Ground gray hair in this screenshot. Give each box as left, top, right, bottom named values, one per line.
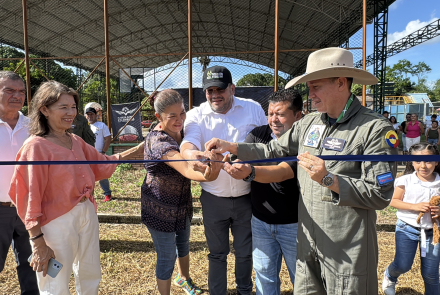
left=148, top=89, right=184, bottom=114
left=0, top=71, right=24, bottom=82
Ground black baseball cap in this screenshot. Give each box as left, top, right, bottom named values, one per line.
left=202, top=66, right=233, bottom=91
left=85, top=107, right=97, bottom=114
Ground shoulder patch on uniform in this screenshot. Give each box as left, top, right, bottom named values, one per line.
left=377, top=172, right=394, bottom=186
left=384, top=130, right=399, bottom=148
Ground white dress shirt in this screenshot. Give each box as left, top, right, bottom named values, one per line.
left=182, top=96, right=267, bottom=197
left=0, top=112, right=29, bottom=202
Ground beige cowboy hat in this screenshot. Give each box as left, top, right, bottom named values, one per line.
left=285, top=47, right=378, bottom=89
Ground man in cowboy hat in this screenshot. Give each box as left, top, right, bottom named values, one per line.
left=205, top=47, right=398, bottom=294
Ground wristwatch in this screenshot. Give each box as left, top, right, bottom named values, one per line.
left=243, top=165, right=256, bottom=182
left=321, top=173, right=334, bottom=187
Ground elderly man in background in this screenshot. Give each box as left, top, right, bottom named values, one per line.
left=0, top=71, right=38, bottom=294
left=180, top=66, right=267, bottom=295
left=222, top=88, right=303, bottom=294
left=206, top=48, right=398, bottom=294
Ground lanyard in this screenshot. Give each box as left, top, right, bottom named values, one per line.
left=328, top=94, right=354, bottom=124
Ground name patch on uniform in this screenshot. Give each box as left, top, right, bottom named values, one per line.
left=377, top=172, right=394, bottom=186
left=384, top=130, right=399, bottom=148
left=304, top=125, right=326, bottom=148
left=322, top=137, right=346, bottom=151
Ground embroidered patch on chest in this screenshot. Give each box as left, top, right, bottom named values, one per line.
left=322, top=137, right=346, bottom=151
left=377, top=172, right=394, bottom=186
left=304, top=125, right=326, bottom=148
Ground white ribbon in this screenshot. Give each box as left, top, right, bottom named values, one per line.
left=421, top=229, right=427, bottom=257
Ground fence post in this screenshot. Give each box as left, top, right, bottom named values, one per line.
left=104, top=0, right=112, bottom=131
left=22, top=0, right=32, bottom=111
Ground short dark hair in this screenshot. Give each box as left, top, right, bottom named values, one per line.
left=432, top=114, right=437, bottom=119
left=383, top=111, right=389, bottom=114
left=432, top=120, right=438, bottom=125
left=268, top=88, right=303, bottom=113
left=406, top=113, right=411, bottom=116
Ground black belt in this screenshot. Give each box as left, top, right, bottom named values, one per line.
left=0, top=202, right=15, bottom=207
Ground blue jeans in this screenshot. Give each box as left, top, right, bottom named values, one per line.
left=99, top=179, right=111, bottom=196
left=252, top=215, right=298, bottom=295
left=386, top=219, right=440, bottom=294
left=428, top=138, right=438, bottom=145
left=147, top=218, right=191, bottom=280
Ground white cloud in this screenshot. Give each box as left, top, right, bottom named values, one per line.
left=388, top=17, right=440, bottom=45
left=389, top=0, right=404, bottom=11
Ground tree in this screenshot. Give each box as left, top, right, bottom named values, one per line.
left=236, top=73, right=287, bottom=88
left=1, top=46, right=79, bottom=99
left=411, top=61, right=431, bottom=84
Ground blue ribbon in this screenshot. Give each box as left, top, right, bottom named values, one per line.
left=1, top=155, right=440, bottom=166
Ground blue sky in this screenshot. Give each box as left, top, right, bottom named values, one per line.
left=365, top=0, right=440, bottom=84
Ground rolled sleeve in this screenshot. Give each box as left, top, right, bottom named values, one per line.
left=182, top=109, right=202, bottom=151
left=9, top=146, right=49, bottom=230
left=331, top=126, right=398, bottom=210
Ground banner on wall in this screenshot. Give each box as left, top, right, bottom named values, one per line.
left=110, top=102, right=143, bottom=142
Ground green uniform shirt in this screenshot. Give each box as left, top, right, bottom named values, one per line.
left=236, top=95, right=397, bottom=294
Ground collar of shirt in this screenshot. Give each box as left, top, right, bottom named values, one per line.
left=0, top=111, right=27, bottom=130
left=411, top=171, right=440, bottom=187
left=270, top=132, right=278, bottom=141
left=201, top=95, right=243, bottom=115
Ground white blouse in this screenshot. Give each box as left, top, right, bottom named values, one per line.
left=395, top=172, right=440, bottom=229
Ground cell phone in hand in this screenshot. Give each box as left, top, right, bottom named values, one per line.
left=28, top=254, right=63, bottom=278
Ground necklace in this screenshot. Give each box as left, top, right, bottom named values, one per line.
left=45, top=132, right=72, bottom=149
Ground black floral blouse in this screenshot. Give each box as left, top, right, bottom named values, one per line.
left=141, top=130, right=192, bottom=232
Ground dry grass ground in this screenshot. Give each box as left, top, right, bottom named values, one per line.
left=2, top=166, right=424, bottom=294
left=0, top=225, right=427, bottom=295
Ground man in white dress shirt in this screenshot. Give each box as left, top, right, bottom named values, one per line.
left=181, top=66, right=267, bottom=295
left=0, top=71, right=38, bottom=294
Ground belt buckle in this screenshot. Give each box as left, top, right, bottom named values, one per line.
left=9, top=203, right=15, bottom=207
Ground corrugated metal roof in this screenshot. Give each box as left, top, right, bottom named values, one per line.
left=0, top=0, right=392, bottom=75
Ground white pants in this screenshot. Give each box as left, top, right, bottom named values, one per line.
left=406, top=136, right=420, bottom=151
left=34, top=200, right=101, bottom=295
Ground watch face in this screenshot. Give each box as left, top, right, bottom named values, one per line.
left=323, top=175, right=333, bottom=187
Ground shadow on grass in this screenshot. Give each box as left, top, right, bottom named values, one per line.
left=100, top=240, right=209, bottom=253
left=396, top=288, right=422, bottom=295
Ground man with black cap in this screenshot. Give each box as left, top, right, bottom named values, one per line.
left=85, top=106, right=113, bottom=202
left=181, top=66, right=267, bottom=295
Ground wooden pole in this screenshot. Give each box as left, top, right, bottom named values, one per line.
left=22, top=0, right=32, bottom=111
left=274, top=0, right=279, bottom=92
left=188, top=0, right=193, bottom=109
left=104, top=0, right=112, bottom=131
left=362, top=0, right=367, bottom=107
